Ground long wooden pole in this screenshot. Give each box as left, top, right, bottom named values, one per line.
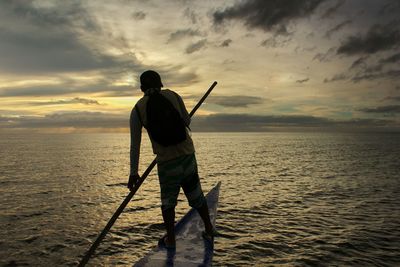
left=78, top=81, right=217, bottom=266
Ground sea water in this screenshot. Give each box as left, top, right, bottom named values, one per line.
left=0, top=132, right=399, bottom=266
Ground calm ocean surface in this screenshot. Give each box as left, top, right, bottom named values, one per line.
left=0, top=132, right=399, bottom=266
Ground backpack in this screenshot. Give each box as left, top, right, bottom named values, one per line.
left=144, top=91, right=187, bottom=146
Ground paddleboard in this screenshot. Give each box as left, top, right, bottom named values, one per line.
left=134, top=182, right=221, bottom=267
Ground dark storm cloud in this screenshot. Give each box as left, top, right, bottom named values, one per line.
left=325, top=20, right=351, bottom=38
left=213, top=0, right=325, bottom=35
left=206, top=95, right=265, bottom=108
left=191, top=114, right=395, bottom=131
left=352, top=69, right=400, bottom=83
left=28, top=97, right=101, bottom=106
left=0, top=1, right=143, bottom=74
left=1, top=112, right=396, bottom=131
left=320, top=0, right=345, bottom=19
left=359, top=105, right=400, bottom=114
left=220, top=39, right=232, bottom=47
left=339, top=51, right=400, bottom=83
left=0, top=28, right=135, bottom=74
left=194, top=114, right=331, bottom=128
left=296, top=78, right=310, bottom=84
left=380, top=52, right=400, bottom=63
left=326, top=64, right=400, bottom=83
left=325, top=66, right=400, bottom=83
left=167, top=29, right=203, bottom=43
left=379, top=1, right=400, bottom=15
left=337, top=22, right=400, bottom=56
left=0, top=112, right=127, bottom=129
left=364, top=64, right=384, bottom=74
left=0, top=1, right=99, bottom=31
left=185, top=39, right=207, bottom=54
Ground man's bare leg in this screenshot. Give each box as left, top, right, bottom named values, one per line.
left=161, top=207, right=176, bottom=247
left=196, top=202, right=214, bottom=234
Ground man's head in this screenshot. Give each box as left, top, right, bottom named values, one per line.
left=140, top=70, right=163, bottom=92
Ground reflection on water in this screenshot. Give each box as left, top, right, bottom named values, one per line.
left=0, top=132, right=399, bottom=266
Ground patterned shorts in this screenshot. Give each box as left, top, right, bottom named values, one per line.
left=157, top=153, right=206, bottom=211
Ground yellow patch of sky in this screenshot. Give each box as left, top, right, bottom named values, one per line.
left=101, top=97, right=139, bottom=110
left=0, top=77, right=61, bottom=88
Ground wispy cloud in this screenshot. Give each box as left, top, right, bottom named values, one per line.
left=261, top=36, right=292, bottom=48
left=349, top=56, right=368, bottom=70
left=320, top=0, right=345, bottom=19
left=313, top=47, right=336, bottom=62
left=183, top=8, right=199, bottom=24
left=131, top=11, right=146, bottom=20
left=0, top=80, right=134, bottom=97
left=380, top=52, right=400, bottom=63
left=28, top=97, right=101, bottom=106
left=0, top=66, right=199, bottom=98
left=220, top=39, right=232, bottom=47
left=323, top=73, right=348, bottom=83
left=206, top=95, right=265, bottom=107
left=185, top=39, right=207, bottom=54
left=337, top=22, right=400, bottom=56
left=359, top=105, right=400, bottom=114
left=325, top=66, right=400, bottom=83
left=296, top=78, right=310, bottom=84
left=167, top=28, right=203, bottom=43
left=325, top=20, right=351, bottom=38
left=352, top=69, right=400, bottom=83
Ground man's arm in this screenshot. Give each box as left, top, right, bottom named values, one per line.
left=128, top=107, right=142, bottom=189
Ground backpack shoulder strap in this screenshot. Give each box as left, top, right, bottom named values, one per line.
left=166, top=90, right=183, bottom=114
left=169, top=90, right=191, bottom=130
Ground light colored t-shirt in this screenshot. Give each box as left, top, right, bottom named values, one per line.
left=129, top=89, right=195, bottom=175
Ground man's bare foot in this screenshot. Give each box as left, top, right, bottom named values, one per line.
left=165, top=236, right=176, bottom=248
left=158, top=236, right=176, bottom=249
left=202, top=227, right=219, bottom=242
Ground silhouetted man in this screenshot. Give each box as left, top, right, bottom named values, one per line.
left=128, top=70, right=216, bottom=248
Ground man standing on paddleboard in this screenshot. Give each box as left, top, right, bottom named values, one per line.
left=128, top=70, right=217, bottom=248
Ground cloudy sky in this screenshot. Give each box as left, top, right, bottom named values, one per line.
left=0, top=0, right=399, bottom=132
